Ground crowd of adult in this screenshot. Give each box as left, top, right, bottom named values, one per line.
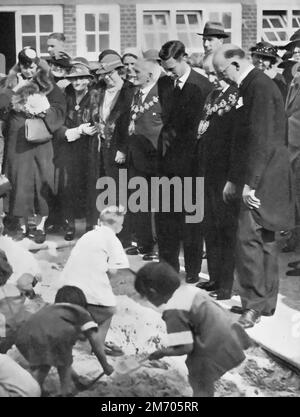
left=0, top=21, right=299, bottom=330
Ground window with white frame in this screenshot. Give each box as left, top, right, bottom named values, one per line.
left=15, top=6, right=63, bottom=57
left=76, top=5, right=120, bottom=60
left=258, top=1, right=300, bottom=46
left=137, top=3, right=241, bottom=53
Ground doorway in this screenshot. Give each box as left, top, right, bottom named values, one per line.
left=0, top=12, right=16, bottom=74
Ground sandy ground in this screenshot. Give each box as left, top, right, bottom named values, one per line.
left=7, top=245, right=300, bottom=397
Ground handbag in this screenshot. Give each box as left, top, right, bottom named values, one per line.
left=0, top=174, right=11, bottom=197
left=25, top=118, right=53, bottom=144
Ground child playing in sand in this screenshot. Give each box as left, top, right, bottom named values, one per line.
left=61, top=205, right=129, bottom=356
left=15, top=285, right=114, bottom=397
left=135, top=262, right=252, bottom=397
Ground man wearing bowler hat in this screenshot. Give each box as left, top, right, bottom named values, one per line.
left=198, top=21, right=229, bottom=56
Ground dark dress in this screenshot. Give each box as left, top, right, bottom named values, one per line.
left=5, top=83, right=66, bottom=218
left=53, top=84, right=90, bottom=224
left=15, top=303, right=97, bottom=367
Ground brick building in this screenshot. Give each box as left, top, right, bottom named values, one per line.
left=0, top=0, right=299, bottom=71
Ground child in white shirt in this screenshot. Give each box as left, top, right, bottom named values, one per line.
left=61, top=206, right=129, bottom=356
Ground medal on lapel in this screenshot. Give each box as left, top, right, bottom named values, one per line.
left=197, top=120, right=210, bottom=138
left=75, top=104, right=80, bottom=111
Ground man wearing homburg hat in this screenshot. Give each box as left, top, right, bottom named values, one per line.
left=198, top=21, right=229, bottom=56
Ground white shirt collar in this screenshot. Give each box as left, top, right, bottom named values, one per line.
left=139, top=81, right=156, bottom=102
left=175, top=66, right=191, bottom=89
left=237, top=64, right=255, bottom=87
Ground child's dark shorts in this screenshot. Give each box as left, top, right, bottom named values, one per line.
left=87, top=304, right=116, bottom=325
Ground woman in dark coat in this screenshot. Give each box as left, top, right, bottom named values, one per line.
left=53, top=61, right=96, bottom=241
left=2, top=47, right=66, bottom=243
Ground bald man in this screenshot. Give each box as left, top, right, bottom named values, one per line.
left=122, top=59, right=163, bottom=259
left=213, top=44, right=294, bottom=328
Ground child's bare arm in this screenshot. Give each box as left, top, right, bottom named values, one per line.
left=149, top=344, right=194, bottom=360
left=85, top=329, right=114, bottom=375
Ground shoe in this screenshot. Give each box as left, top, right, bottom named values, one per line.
left=34, top=229, right=46, bottom=244
left=209, top=289, right=232, bottom=300
left=143, top=252, right=159, bottom=261
left=286, top=268, right=300, bottom=276
left=126, top=246, right=153, bottom=256
left=238, top=309, right=261, bottom=329
left=45, top=224, right=61, bottom=234
left=64, top=227, right=75, bottom=241
left=196, top=281, right=217, bottom=291
left=288, top=260, right=300, bottom=269
left=186, top=275, right=200, bottom=284
left=230, top=305, right=244, bottom=315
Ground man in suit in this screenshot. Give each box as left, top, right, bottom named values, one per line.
left=213, top=45, right=294, bottom=328
left=284, top=61, right=300, bottom=259
left=122, top=58, right=163, bottom=258
left=197, top=21, right=229, bottom=56
left=156, top=40, right=212, bottom=283
left=195, top=53, right=240, bottom=300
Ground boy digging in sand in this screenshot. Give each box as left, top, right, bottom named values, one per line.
left=135, top=262, right=252, bottom=397
left=61, top=205, right=129, bottom=356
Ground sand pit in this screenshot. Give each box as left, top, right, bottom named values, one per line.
left=6, top=250, right=300, bottom=397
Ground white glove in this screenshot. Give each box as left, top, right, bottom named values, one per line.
left=79, top=123, right=98, bottom=136
left=65, top=127, right=81, bottom=142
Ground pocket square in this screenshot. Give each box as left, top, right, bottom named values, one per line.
left=236, top=97, right=244, bottom=109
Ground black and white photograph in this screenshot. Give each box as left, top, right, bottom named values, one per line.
left=0, top=0, right=299, bottom=400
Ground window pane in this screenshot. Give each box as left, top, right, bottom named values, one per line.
left=222, top=13, right=231, bottom=29
left=263, top=19, right=271, bottom=28
left=188, top=14, right=198, bottom=25
left=85, top=14, right=95, bottom=31
left=270, top=18, right=284, bottom=28
left=278, top=31, right=288, bottom=41
left=143, top=15, right=153, bottom=26
left=265, top=32, right=278, bottom=42
left=99, top=34, right=109, bottom=50
left=99, top=14, right=109, bottom=31
left=22, top=15, right=36, bottom=33
left=22, top=36, right=36, bottom=49
left=155, top=14, right=167, bottom=26
left=40, top=35, right=48, bottom=53
left=176, top=14, right=185, bottom=25
left=86, top=34, right=95, bottom=52
left=40, top=15, right=53, bottom=32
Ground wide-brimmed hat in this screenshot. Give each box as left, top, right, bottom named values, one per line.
left=197, top=21, right=229, bottom=38
left=48, top=52, right=72, bottom=68
left=65, top=63, right=92, bottom=78
left=280, top=29, right=300, bottom=50
left=250, top=42, right=279, bottom=61
left=71, top=56, right=90, bottom=68
left=96, top=54, right=124, bottom=75
left=142, top=49, right=161, bottom=62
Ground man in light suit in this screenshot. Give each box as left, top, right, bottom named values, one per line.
left=213, top=45, right=294, bottom=328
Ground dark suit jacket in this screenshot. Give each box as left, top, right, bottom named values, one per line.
left=285, top=74, right=300, bottom=151
left=118, top=83, right=163, bottom=176
left=157, top=69, right=212, bottom=177
left=197, top=84, right=239, bottom=186
left=230, top=68, right=294, bottom=231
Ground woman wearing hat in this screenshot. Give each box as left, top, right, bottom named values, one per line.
left=54, top=61, right=96, bottom=240
left=85, top=51, right=134, bottom=238
left=250, top=41, right=287, bottom=99
left=0, top=47, right=66, bottom=243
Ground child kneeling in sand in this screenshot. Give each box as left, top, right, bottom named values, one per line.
left=61, top=206, right=129, bottom=356
left=135, top=262, right=252, bottom=397
left=15, top=285, right=114, bottom=397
